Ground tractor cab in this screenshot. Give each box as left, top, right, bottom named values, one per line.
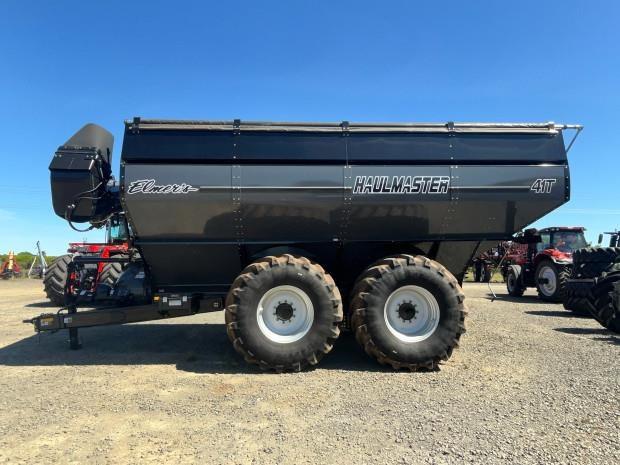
left=106, top=213, right=129, bottom=245
left=536, top=227, right=587, bottom=256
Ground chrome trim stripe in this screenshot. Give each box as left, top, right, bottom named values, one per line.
left=198, top=185, right=530, bottom=191
left=200, top=185, right=345, bottom=190
left=451, top=186, right=530, bottom=190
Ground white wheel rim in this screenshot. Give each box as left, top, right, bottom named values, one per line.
left=384, top=285, right=440, bottom=343
left=539, top=266, right=557, bottom=296
left=256, top=285, right=314, bottom=343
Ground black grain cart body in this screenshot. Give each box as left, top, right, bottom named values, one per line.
left=116, top=119, right=570, bottom=293
left=43, top=118, right=579, bottom=369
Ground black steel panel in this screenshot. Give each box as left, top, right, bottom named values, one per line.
left=452, top=133, right=567, bottom=163
left=236, top=132, right=346, bottom=163
left=240, top=165, right=344, bottom=241
left=121, top=130, right=234, bottom=162
left=348, top=133, right=452, bottom=163
left=120, top=125, right=567, bottom=165
left=122, top=164, right=234, bottom=239
left=138, top=243, right=241, bottom=289
left=449, top=165, right=567, bottom=237
left=348, top=165, right=451, bottom=241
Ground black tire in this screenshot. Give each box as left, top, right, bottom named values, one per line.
left=590, top=272, right=620, bottom=333
left=535, top=261, right=569, bottom=302
left=562, top=296, right=593, bottom=316
left=573, top=247, right=620, bottom=264
left=225, top=254, right=343, bottom=372
left=350, top=255, right=466, bottom=371
left=481, top=265, right=491, bottom=283
left=473, top=262, right=482, bottom=283
left=572, top=261, right=612, bottom=279
left=563, top=278, right=594, bottom=316
left=99, top=262, right=123, bottom=285
left=506, top=266, right=525, bottom=297
left=43, top=254, right=72, bottom=306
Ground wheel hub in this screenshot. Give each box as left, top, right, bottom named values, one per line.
left=383, top=285, right=440, bottom=343
left=256, top=285, right=314, bottom=343
left=397, top=301, right=417, bottom=321
left=274, top=301, right=295, bottom=322
left=538, top=266, right=557, bottom=296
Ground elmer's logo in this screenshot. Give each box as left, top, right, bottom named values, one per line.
left=127, top=179, right=199, bottom=194
left=352, top=176, right=450, bottom=195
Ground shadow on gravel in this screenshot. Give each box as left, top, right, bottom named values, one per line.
left=553, top=327, right=620, bottom=345
left=24, top=301, right=59, bottom=309
left=0, top=323, right=383, bottom=374
left=525, top=310, right=590, bottom=318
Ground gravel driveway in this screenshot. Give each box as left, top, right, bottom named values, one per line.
left=0, top=280, right=617, bottom=464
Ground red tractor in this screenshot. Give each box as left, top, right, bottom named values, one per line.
left=43, top=214, right=129, bottom=305
left=502, top=227, right=587, bottom=302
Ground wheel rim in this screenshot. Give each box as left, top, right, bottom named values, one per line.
left=539, top=265, right=557, bottom=296
left=257, top=285, right=314, bottom=343
left=384, top=285, right=440, bottom=343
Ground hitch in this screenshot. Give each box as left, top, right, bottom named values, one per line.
left=24, top=298, right=223, bottom=349
left=23, top=313, right=64, bottom=332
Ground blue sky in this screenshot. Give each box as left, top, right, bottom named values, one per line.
left=0, top=1, right=618, bottom=255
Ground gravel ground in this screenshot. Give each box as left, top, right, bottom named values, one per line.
left=0, top=279, right=618, bottom=465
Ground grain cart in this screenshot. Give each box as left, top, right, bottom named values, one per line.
left=25, top=119, right=581, bottom=371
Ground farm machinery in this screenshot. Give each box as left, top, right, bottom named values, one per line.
left=471, top=243, right=507, bottom=282
left=564, top=231, right=620, bottom=332
left=43, top=214, right=129, bottom=305
left=502, top=227, right=587, bottom=303
left=1, top=251, right=21, bottom=279
left=25, top=118, right=582, bottom=371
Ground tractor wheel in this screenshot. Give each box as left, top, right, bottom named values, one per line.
left=589, top=272, right=620, bottom=333
left=350, top=255, right=465, bottom=371
left=535, top=262, right=569, bottom=302
left=473, top=262, right=482, bottom=282
left=99, top=262, right=123, bottom=286
left=573, top=247, right=620, bottom=264
left=572, top=262, right=614, bottom=279
left=43, top=254, right=72, bottom=306
left=481, top=265, right=491, bottom=283
left=562, top=297, right=593, bottom=316
left=506, top=266, right=525, bottom=297
left=225, top=254, right=342, bottom=372
left=562, top=278, right=594, bottom=316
